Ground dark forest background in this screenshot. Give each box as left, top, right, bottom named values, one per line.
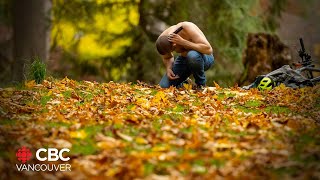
left=0, top=0, right=319, bottom=87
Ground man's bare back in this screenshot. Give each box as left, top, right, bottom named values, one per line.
left=156, top=22, right=215, bottom=88
left=159, top=22, right=212, bottom=57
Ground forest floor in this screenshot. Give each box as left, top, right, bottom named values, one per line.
left=0, top=77, right=319, bottom=179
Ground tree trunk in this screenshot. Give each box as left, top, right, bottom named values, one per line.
left=238, top=33, right=292, bottom=86
left=12, top=0, right=52, bottom=83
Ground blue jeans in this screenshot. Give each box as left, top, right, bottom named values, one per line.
left=159, top=50, right=214, bottom=88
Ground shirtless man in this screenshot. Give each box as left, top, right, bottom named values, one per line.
left=156, top=21, right=215, bottom=88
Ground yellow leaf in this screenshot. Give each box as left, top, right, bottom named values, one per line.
left=62, top=76, right=70, bottom=83
left=135, top=137, right=148, bottom=144
left=213, top=94, right=218, bottom=100
left=97, top=141, right=117, bottom=149
left=136, top=98, right=150, bottom=109
left=25, top=80, right=36, bottom=88
left=183, top=83, right=192, bottom=90
left=1, top=89, right=13, bottom=97
left=129, top=105, right=136, bottom=111
left=276, top=83, right=287, bottom=90
left=47, top=90, right=53, bottom=96
left=192, top=114, right=199, bottom=119
left=152, top=145, right=169, bottom=152
left=214, top=81, right=221, bottom=90
left=105, top=167, right=121, bottom=177
left=70, top=130, right=87, bottom=139
left=241, top=120, right=250, bottom=128
left=152, top=91, right=168, bottom=104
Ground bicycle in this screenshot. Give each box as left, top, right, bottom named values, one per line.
left=293, top=38, right=320, bottom=84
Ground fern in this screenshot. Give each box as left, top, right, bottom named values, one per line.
left=29, top=57, right=46, bottom=84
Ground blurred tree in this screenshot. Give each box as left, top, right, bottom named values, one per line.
left=0, top=0, right=13, bottom=86
left=12, top=0, right=52, bottom=83
left=51, top=0, right=140, bottom=81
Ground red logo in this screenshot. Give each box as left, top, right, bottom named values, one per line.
left=16, top=147, right=32, bottom=163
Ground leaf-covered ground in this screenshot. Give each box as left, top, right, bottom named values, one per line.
left=0, top=77, right=319, bottom=179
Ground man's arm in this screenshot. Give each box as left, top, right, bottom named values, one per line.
left=168, top=23, right=213, bottom=54
left=162, top=53, right=179, bottom=80
left=179, top=37, right=212, bottom=54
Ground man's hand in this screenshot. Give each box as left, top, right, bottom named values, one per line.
left=167, top=69, right=179, bottom=80
left=168, top=34, right=185, bottom=45
left=168, top=23, right=213, bottom=55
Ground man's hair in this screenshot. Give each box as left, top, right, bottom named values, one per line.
left=155, top=35, right=172, bottom=55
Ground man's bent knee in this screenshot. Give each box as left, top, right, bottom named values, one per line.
left=186, top=50, right=202, bottom=62
left=186, top=51, right=203, bottom=69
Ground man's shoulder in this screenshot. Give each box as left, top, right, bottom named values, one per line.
left=161, top=22, right=196, bottom=36
left=179, top=21, right=196, bottom=28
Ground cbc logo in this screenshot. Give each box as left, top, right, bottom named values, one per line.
left=16, top=147, right=71, bottom=172
left=36, top=148, right=70, bottom=161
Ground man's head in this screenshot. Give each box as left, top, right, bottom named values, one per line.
left=156, top=35, right=172, bottom=55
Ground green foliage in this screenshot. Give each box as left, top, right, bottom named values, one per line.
left=51, top=0, right=139, bottom=60
left=29, top=57, right=47, bottom=84
left=245, top=100, right=263, bottom=107
left=70, top=125, right=103, bottom=155
left=0, top=119, right=16, bottom=125
left=40, top=95, right=51, bottom=106
left=62, top=90, right=72, bottom=99
left=264, top=0, right=288, bottom=30
left=144, top=162, right=155, bottom=176
left=265, top=106, right=291, bottom=114
left=71, top=139, right=97, bottom=155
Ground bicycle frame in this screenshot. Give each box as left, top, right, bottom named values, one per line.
left=294, top=38, right=320, bottom=83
